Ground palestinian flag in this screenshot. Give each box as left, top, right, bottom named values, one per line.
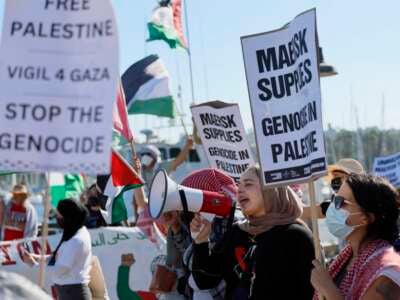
left=96, top=167, right=141, bottom=225
left=147, top=0, right=186, bottom=49
left=121, top=55, right=175, bottom=118
left=49, top=173, right=85, bottom=207
left=97, top=84, right=144, bottom=224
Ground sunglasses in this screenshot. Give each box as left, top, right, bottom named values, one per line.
left=332, top=195, right=352, bottom=209
left=330, top=177, right=343, bottom=192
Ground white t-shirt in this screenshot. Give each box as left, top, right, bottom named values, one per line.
left=52, top=226, right=92, bottom=285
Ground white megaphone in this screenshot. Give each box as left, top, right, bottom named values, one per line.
left=148, top=169, right=233, bottom=219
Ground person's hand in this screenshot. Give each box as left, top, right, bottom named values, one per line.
left=22, top=252, right=37, bottom=267
left=121, top=253, right=135, bottom=267
left=311, top=259, right=341, bottom=298
left=132, top=156, right=142, bottom=176
left=190, top=213, right=212, bottom=244
left=185, top=136, right=194, bottom=149
left=192, top=123, right=202, bottom=145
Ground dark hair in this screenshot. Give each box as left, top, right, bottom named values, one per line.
left=88, top=196, right=102, bottom=207
left=49, top=199, right=88, bottom=265
left=346, top=174, right=399, bottom=244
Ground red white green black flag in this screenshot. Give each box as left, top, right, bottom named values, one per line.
left=147, top=0, right=187, bottom=49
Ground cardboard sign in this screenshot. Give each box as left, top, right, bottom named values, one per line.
left=0, top=0, right=119, bottom=174
left=373, top=152, right=400, bottom=188
left=0, top=227, right=165, bottom=300
left=191, top=101, right=255, bottom=182
left=241, top=9, right=327, bottom=187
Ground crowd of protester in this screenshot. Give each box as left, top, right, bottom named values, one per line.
left=1, top=148, right=400, bottom=299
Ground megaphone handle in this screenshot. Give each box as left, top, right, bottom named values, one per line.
left=178, top=188, right=193, bottom=241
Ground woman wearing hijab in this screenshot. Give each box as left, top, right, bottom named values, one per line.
left=311, top=174, right=400, bottom=299
left=23, top=198, right=93, bottom=300
left=190, top=164, right=315, bottom=299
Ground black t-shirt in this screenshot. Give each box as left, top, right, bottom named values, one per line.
left=192, top=222, right=315, bottom=300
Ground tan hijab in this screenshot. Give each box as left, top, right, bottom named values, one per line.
left=238, top=165, right=303, bottom=236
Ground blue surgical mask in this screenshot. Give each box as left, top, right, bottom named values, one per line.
left=326, top=203, right=362, bottom=240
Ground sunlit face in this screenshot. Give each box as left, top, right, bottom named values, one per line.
left=330, top=171, right=350, bottom=193
left=238, top=169, right=265, bottom=218
left=336, top=181, right=369, bottom=233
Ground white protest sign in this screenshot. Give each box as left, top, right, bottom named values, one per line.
left=373, top=152, right=400, bottom=188
left=191, top=101, right=255, bottom=182
left=241, top=9, right=327, bottom=187
left=0, top=227, right=165, bottom=300
left=0, top=0, right=119, bottom=174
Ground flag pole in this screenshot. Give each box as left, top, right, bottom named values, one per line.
left=174, top=100, right=189, bottom=138
left=308, top=180, right=325, bottom=300
left=39, top=172, right=51, bottom=288
left=308, top=181, right=323, bottom=261
left=183, top=0, right=195, bottom=104
left=174, top=47, right=189, bottom=138
left=130, top=140, right=137, bottom=159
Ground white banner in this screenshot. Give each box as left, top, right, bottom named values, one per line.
left=0, top=0, right=119, bottom=174
left=191, top=101, right=255, bottom=182
left=0, top=227, right=165, bottom=300
left=373, top=152, right=400, bottom=188
left=241, top=9, right=327, bottom=187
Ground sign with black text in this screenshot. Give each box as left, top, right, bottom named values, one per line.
left=191, top=101, right=255, bottom=182
left=241, top=9, right=327, bottom=186
left=373, top=152, right=400, bottom=188
left=0, top=0, right=119, bottom=174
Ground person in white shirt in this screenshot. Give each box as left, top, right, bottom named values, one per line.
left=23, top=199, right=93, bottom=300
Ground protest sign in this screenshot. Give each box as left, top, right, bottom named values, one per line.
left=0, top=0, right=119, bottom=174
left=0, top=227, right=165, bottom=300
left=373, top=152, right=400, bottom=188
left=241, top=9, right=327, bottom=187
left=191, top=101, right=255, bottom=182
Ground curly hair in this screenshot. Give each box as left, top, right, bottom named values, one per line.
left=346, top=174, right=399, bottom=244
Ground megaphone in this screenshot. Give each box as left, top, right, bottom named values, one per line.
left=149, top=169, right=233, bottom=219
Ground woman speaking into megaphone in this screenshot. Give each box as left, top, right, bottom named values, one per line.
left=190, top=164, right=315, bottom=300
left=147, top=168, right=238, bottom=299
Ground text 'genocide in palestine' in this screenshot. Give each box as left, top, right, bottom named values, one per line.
left=263, top=101, right=319, bottom=163
left=256, top=28, right=312, bottom=101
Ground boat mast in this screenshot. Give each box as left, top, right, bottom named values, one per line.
left=183, top=0, right=195, bottom=104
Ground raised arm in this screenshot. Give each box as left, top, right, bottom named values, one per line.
left=190, top=214, right=225, bottom=289
left=169, top=136, right=194, bottom=172
left=132, top=157, right=147, bottom=210
left=117, top=254, right=142, bottom=300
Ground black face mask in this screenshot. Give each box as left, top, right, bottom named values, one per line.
left=330, top=177, right=343, bottom=193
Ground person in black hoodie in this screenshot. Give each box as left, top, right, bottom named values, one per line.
left=190, top=164, right=315, bottom=300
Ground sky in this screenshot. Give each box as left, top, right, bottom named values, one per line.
left=1, top=1, right=399, bottom=143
